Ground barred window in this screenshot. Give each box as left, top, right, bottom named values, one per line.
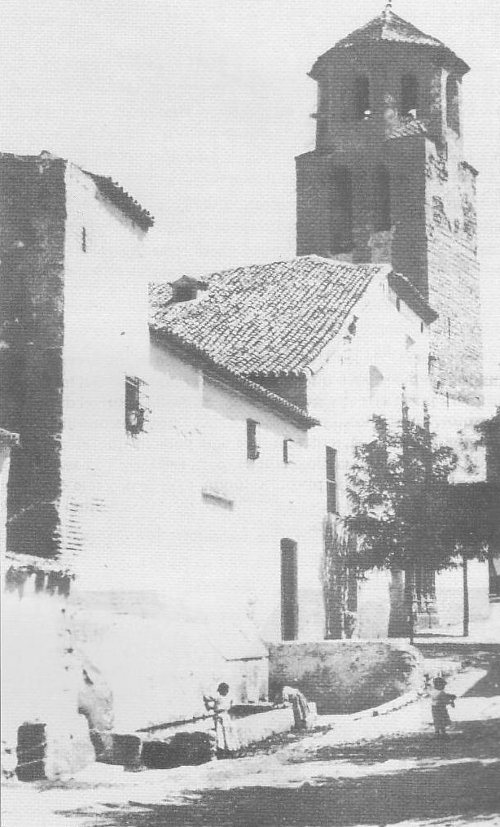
left=246, top=419, right=260, bottom=460
left=125, top=375, right=149, bottom=436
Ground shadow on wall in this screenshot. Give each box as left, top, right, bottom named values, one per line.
left=269, top=640, right=423, bottom=714
left=70, top=592, right=269, bottom=733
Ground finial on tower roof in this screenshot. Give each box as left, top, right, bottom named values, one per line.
left=383, top=0, right=393, bottom=17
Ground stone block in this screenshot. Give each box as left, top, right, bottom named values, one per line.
left=142, top=732, right=213, bottom=768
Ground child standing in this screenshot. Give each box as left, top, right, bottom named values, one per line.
left=203, top=682, right=239, bottom=758
left=430, top=676, right=456, bottom=737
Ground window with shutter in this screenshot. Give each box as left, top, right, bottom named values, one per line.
left=326, top=446, right=338, bottom=514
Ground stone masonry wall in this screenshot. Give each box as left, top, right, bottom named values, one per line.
left=425, top=145, right=482, bottom=405
left=0, top=154, right=67, bottom=557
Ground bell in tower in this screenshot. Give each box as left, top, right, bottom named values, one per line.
left=296, top=3, right=482, bottom=406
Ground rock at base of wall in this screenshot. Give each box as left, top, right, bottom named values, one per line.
left=269, top=640, right=423, bottom=715
left=14, top=716, right=95, bottom=782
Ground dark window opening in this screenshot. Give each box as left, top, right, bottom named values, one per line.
left=446, top=75, right=460, bottom=135
left=401, top=74, right=418, bottom=116
left=283, top=438, right=294, bottom=464
left=354, top=75, right=370, bottom=120
left=396, top=297, right=401, bottom=311
left=281, top=539, right=298, bottom=640
left=326, top=446, right=338, bottom=514
left=374, top=164, right=391, bottom=231
left=247, top=419, right=260, bottom=460
left=330, top=166, right=353, bottom=253
left=81, top=227, right=87, bottom=252
left=125, top=375, right=149, bottom=436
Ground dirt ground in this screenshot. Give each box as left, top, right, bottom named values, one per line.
left=3, top=641, right=500, bottom=827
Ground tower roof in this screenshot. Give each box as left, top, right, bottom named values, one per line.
left=311, top=7, right=469, bottom=77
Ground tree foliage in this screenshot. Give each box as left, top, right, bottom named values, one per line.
left=346, top=413, right=461, bottom=573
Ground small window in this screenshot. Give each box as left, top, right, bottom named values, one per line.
left=125, top=375, right=148, bottom=436
left=374, top=165, right=391, bottom=231
left=330, top=166, right=353, bottom=253
left=326, top=446, right=338, bottom=514
left=401, top=74, right=418, bottom=116
left=446, top=75, right=460, bottom=135
left=281, top=539, right=298, bottom=641
left=247, top=419, right=260, bottom=460
left=81, top=227, right=87, bottom=252
left=283, top=438, right=294, bottom=464
left=369, top=366, right=384, bottom=401
left=396, top=297, right=401, bottom=312
left=354, top=75, right=370, bottom=120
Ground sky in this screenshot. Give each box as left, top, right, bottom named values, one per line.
left=1, top=0, right=499, bottom=397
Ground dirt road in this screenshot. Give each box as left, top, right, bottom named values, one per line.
left=3, top=643, right=500, bottom=827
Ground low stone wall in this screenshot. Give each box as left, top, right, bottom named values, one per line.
left=269, top=640, right=423, bottom=714
left=106, top=707, right=296, bottom=769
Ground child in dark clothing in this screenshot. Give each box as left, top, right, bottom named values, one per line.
left=430, top=676, right=456, bottom=737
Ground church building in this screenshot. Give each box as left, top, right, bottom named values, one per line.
left=0, top=5, right=490, bottom=777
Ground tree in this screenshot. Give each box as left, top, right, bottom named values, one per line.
left=322, top=515, right=360, bottom=640
left=449, top=408, right=500, bottom=634
left=346, top=408, right=460, bottom=642
left=444, top=481, right=496, bottom=636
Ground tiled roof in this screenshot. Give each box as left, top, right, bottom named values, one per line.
left=149, top=256, right=389, bottom=377
left=386, top=118, right=428, bottom=140
left=311, top=10, right=469, bottom=77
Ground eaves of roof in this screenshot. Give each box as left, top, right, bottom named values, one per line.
left=389, top=272, right=438, bottom=325
left=150, top=328, right=320, bottom=430
left=85, top=172, right=154, bottom=231
left=310, top=11, right=469, bottom=78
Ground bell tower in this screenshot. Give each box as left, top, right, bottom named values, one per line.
left=296, top=3, right=482, bottom=405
